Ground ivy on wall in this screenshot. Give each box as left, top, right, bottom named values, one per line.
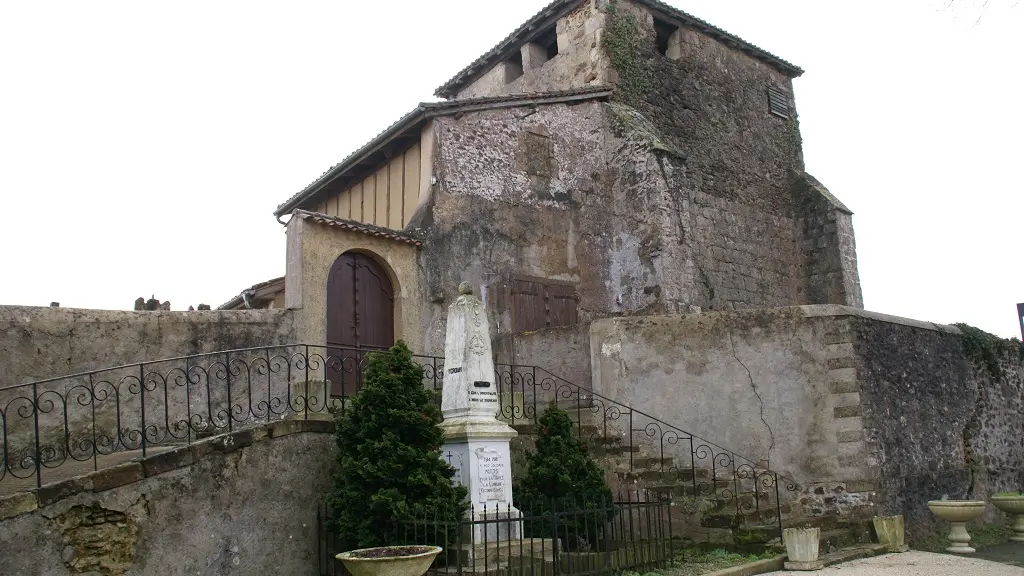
left=603, top=0, right=654, bottom=108
left=954, top=322, right=1024, bottom=382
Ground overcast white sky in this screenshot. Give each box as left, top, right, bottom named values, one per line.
left=1, top=0, right=1021, bottom=337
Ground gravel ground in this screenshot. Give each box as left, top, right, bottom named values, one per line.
left=761, top=551, right=1024, bottom=576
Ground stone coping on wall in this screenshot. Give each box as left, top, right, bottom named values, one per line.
left=797, top=305, right=960, bottom=335
left=0, top=419, right=335, bottom=522
left=597, top=305, right=959, bottom=336
left=0, top=304, right=292, bottom=318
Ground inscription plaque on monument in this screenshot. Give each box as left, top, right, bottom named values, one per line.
left=475, top=447, right=505, bottom=503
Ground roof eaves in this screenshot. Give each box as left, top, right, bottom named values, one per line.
left=641, top=0, right=803, bottom=77
left=274, top=106, right=428, bottom=217
left=294, top=210, right=424, bottom=247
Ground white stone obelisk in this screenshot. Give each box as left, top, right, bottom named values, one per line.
left=440, top=282, right=520, bottom=541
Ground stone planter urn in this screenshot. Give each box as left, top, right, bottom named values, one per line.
left=783, top=527, right=823, bottom=571
left=873, top=515, right=909, bottom=553
left=927, top=500, right=986, bottom=554
left=990, top=494, right=1024, bottom=542
left=336, top=546, right=443, bottom=576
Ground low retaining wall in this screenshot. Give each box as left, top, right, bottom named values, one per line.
left=0, top=305, right=295, bottom=388
left=0, top=420, right=335, bottom=576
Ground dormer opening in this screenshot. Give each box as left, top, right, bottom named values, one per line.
left=536, top=28, right=559, bottom=60
left=505, top=51, right=524, bottom=84
left=654, top=17, right=677, bottom=56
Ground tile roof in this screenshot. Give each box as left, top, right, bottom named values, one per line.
left=293, top=210, right=424, bottom=247
left=217, top=276, right=285, bottom=310
left=434, top=0, right=804, bottom=99
left=274, top=87, right=613, bottom=218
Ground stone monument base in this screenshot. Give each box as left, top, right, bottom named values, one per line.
left=463, top=507, right=523, bottom=542
left=448, top=538, right=559, bottom=574
left=441, top=417, right=521, bottom=544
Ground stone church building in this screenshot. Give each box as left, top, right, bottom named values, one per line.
left=266, top=0, right=862, bottom=375
left=4, top=2, right=1022, bottom=564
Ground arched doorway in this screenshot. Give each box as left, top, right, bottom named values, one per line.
left=326, top=252, right=395, bottom=396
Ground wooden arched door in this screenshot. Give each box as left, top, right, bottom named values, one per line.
left=326, top=252, right=395, bottom=396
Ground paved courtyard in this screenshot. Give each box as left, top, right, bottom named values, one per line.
left=763, top=551, right=1024, bottom=575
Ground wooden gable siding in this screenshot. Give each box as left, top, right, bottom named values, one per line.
left=314, top=142, right=423, bottom=229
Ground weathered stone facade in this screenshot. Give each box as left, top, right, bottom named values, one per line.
left=276, top=0, right=861, bottom=364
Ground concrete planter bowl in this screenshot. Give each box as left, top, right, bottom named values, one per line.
left=990, top=495, right=1024, bottom=542
left=336, top=546, right=443, bottom=576
left=873, top=515, right=909, bottom=553
left=783, top=527, right=823, bottom=571
left=927, top=500, right=986, bottom=554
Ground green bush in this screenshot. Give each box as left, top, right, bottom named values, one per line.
left=514, top=405, right=614, bottom=550
left=327, top=341, right=468, bottom=551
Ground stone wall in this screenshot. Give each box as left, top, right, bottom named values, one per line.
left=589, top=306, right=1024, bottom=542
left=964, top=341, right=1024, bottom=510
left=0, top=422, right=335, bottom=576
left=0, top=305, right=295, bottom=387
left=494, top=324, right=592, bottom=389
left=601, top=2, right=862, bottom=311
left=851, top=316, right=974, bottom=540
left=590, top=307, right=859, bottom=484
left=416, top=100, right=609, bottom=356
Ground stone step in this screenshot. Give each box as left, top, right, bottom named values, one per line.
left=630, top=456, right=675, bottom=469
left=618, top=467, right=710, bottom=483
left=589, top=443, right=640, bottom=456
left=645, top=480, right=735, bottom=497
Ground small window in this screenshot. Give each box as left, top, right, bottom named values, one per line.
left=768, top=86, right=790, bottom=119
left=505, top=52, right=524, bottom=83
left=654, top=18, right=676, bottom=56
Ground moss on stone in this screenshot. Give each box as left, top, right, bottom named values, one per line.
left=954, top=322, right=1023, bottom=382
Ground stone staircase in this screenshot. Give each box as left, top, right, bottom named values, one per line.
left=503, top=393, right=873, bottom=549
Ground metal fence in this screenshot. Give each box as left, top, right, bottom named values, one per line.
left=0, top=344, right=441, bottom=490
left=318, top=492, right=675, bottom=576
left=1, top=343, right=797, bottom=538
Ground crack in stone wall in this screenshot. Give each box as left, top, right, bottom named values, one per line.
left=726, top=331, right=775, bottom=466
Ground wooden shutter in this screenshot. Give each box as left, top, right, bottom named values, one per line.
left=767, top=86, right=790, bottom=119
left=510, top=277, right=578, bottom=333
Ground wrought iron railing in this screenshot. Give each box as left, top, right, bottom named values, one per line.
left=0, top=344, right=439, bottom=491
left=0, top=343, right=798, bottom=538
left=318, top=491, right=675, bottom=576
left=494, top=365, right=799, bottom=536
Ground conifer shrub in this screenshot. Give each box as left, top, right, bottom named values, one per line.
left=328, top=341, right=468, bottom=551
left=514, top=404, right=614, bottom=550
